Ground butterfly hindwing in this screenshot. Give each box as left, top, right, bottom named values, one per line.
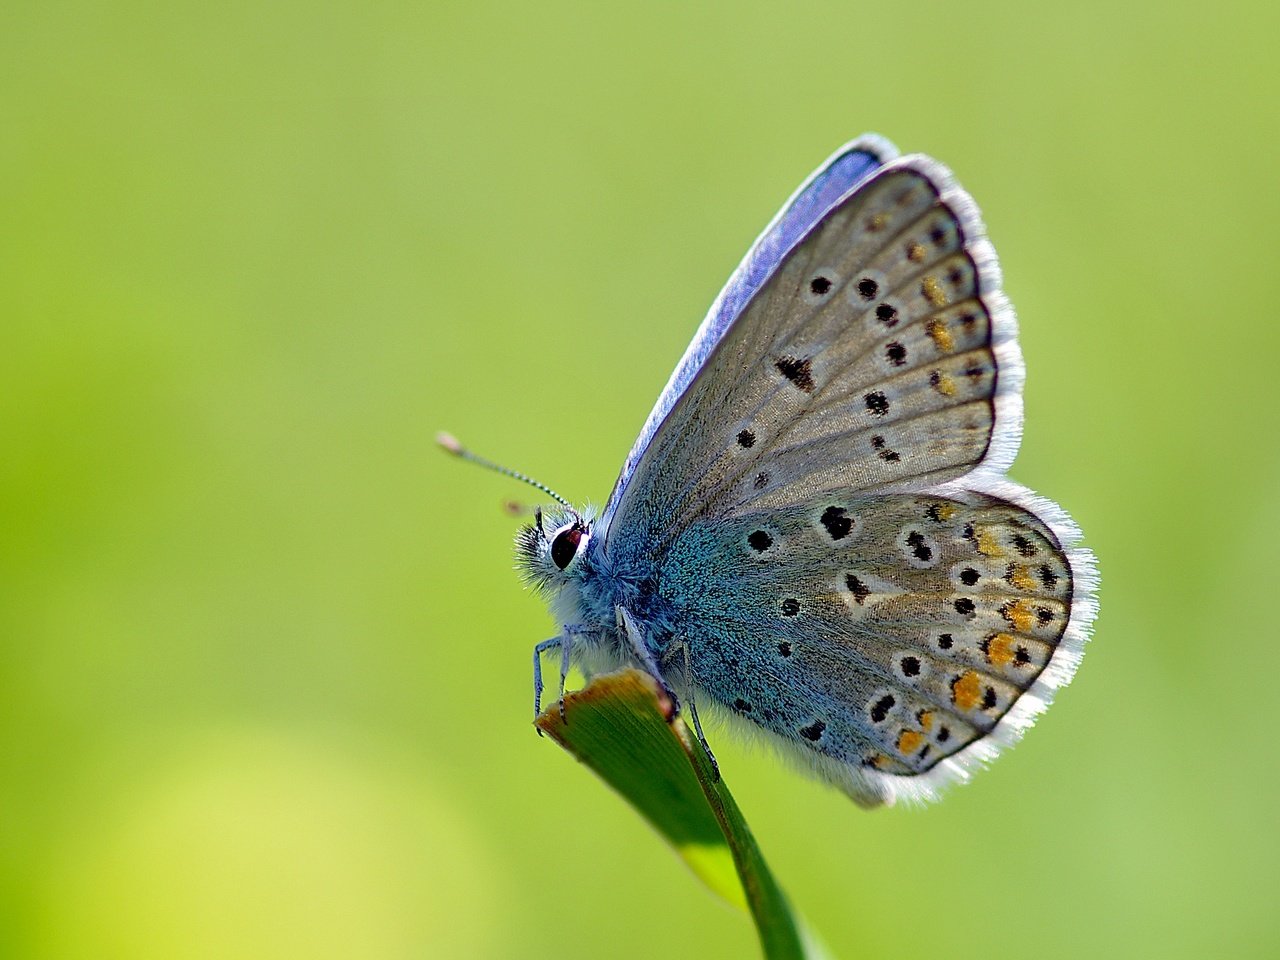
left=659, top=490, right=1086, bottom=807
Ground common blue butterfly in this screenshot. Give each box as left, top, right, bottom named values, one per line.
left=443, top=135, right=1097, bottom=807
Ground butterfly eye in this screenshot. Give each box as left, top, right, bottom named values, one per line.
left=550, top=525, right=584, bottom=570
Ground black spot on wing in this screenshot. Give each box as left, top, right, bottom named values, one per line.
left=871, top=435, right=900, bottom=462
left=820, top=506, right=853, bottom=540
left=775, top=355, right=814, bottom=392
left=800, top=719, right=826, bottom=741
left=870, top=694, right=895, bottom=723
left=905, top=530, right=933, bottom=562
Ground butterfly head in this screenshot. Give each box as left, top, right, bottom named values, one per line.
left=436, top=432, right=595, bottom=590
left=515, top=506, right=593, bottom=590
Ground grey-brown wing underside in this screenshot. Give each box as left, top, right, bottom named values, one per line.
left=603, top=156, right=1024, bottom=566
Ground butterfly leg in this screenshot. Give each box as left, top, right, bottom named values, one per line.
left=675, top=639, right=720, bottom=781
left=617, top=606, right=679, bottom=722
left=557, top=632, right=573, bottom=724
left=532, top=635, right=564, bottom=734
left=533, top=628, right=599, bottom=730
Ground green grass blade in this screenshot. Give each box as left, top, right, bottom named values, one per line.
left=535, top=669, right=816, bottom=960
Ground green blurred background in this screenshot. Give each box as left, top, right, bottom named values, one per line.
left=3, top=2, right=1277, bottom=957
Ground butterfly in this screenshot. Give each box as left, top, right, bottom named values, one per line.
left=442, top=134, right=1097, bottom=807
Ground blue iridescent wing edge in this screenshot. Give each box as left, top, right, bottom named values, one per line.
left=598, top=134, right=900, bottom=531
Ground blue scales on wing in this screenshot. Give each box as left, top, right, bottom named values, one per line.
left=657, top=492, right=1082, bottom=807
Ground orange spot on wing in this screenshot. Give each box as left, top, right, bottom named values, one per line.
left=1008, top=565, right=1036, bottom=591
left=1001, top=599, right=1035, bottom=632
left=931, top=371, right=957, bottom=396
left=976, top=527, right=1001, bottom=556
left=926, top=318, right=955, bottom=353
left=921, top=275, right=949, bottom=307
left=986, top=632, right=1016, bottom=667
left=897, top=730, right=925, bottom=755
left=907, top=241, right=926, bottom=262
left=951, top=671, right=983, bottom=711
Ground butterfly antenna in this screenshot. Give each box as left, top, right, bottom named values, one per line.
left=436, top=432, right=579, bottom=517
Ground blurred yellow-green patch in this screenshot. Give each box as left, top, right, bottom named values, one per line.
left=3, top=2, right=1278, bottom=958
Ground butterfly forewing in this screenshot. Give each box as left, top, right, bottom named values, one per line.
left=605, top=137, right=897, bottom=526
left=604, top=159, right=1018, bottom=566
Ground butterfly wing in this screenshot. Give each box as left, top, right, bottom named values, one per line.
left=601, top=134, right=898, bottom=532
left=602, top=154, right=1024, bottom=560
left=600, top=146, right=1096, bottom=805
left=660, top=487, right=1095, bottom=807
